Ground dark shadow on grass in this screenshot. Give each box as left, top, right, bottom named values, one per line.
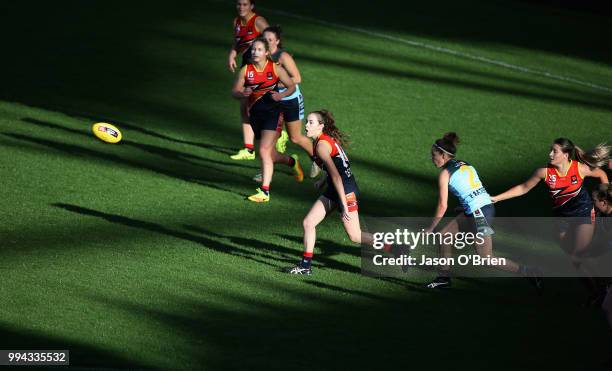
left=304, top=280, right=393, bottom=301
left=4, top=132, right=247, bottom=197
left=21, top=118, right=257, bottom=171
left=289, top=32, right=612, bottom=105
left=185, top=226, right=362, bottom=274
left=272, top=0, right=612, bottom=68
left=49, top=203, right=366, bottom=275
left=71, top=275, right=612, bottom=370
left=299, top=53, right=612, bottom=112
left=172, top=30, right=612, bottom=106
left=52, top=203, right=280, bottom=269
left=73, top=113, right=236, bottom=155
left=275, top=232, right=360, bottom=258
left=0, top=322, right=151, bottom=369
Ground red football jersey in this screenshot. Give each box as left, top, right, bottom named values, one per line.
left=314, top=133, right=353, bottom=182
left=244, top=60, right=279, bottom=109
left=234, top=14, right=260, bottom=55
left=545, top=160, right=584, bottom=208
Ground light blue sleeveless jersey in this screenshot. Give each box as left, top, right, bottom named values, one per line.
left=278, top=84, right=301, bottom=101
left=445, top=159, right=491, bottom=215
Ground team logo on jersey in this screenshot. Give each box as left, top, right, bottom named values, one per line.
left=266, top=72, right=273, bottom=80
left=571, top=175, right=578, bottom=184
left=247, top=31, right=253, bottom=35
left=548, top=174, right=556, bottom=187
left=235, top=25, right=241, bottom=33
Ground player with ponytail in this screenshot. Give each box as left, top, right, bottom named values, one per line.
left=492, top=139, right=609, bottom=300
left=491, top=139, right=609, bottom=255
left=287, top=110, right=374, bottom=275
left=425, top=133, right=541, bottom=289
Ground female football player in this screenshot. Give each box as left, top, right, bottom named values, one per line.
left=424, top=133, right=540, bottom=289
left=491, top=139, right=609, bottom=262
left=232, top=37, right=303, bottom=202
left=263, top=25, right=320, bottom=178
left=287, top=110, right=377, bottom=275
left=228, top=0, right=269, bottom=161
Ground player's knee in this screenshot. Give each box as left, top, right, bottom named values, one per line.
left=303, top=218, right=317, bottom=231
left=348, top=231, right=361, bottom=244
left=259, top=144, right=273, bottom=157
left=289, top=134, right=301, bottom=145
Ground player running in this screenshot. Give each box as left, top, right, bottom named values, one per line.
left=425, top=133, right=541, bottom=289
left=263, top=25, right=320, bottom=178
left=232, top=37, right=304, bottom=202
left=491, top=138, right=609, bottom=266
left=228, top=0, right=269, bottom=161
left=287, top=110, right=376, bottom=275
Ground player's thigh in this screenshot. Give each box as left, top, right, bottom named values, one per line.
left=304, top=197, right=335, bottom=229
left=259, top=129, right=278, bottom=152
left=285, top=119, right=303, bottom=138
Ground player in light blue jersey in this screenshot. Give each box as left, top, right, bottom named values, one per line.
left=424, top=132, right=541, bottom=290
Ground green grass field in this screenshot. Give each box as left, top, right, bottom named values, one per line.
left=1, top=0, right=611, bottom=369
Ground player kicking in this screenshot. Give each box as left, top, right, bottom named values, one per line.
left=425, top=133, right=542, bottom=290
left=287, top=110, right=376, bottom=275
left=232, top=37, right=304, bottom=202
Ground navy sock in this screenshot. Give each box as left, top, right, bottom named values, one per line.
left=301, top=252, right=313, bottom=268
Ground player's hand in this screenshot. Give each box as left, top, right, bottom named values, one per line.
left=490, top=196, right=499, bottom=203
left=242, top=88, right=253, bottom=97
left=341, top=208, right=351, bottom=222
left=228, top=58, right=237, bottom=73
left=270, top=91, right=282, bottom=101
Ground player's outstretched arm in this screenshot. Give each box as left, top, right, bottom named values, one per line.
left=490, top=168, right=545, bottom=203
left=579, top=163, right=609, bottom=184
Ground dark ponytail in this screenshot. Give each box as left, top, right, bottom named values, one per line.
left=433, top=132, right=460, bottom=157
left=553, top=138, right=610, bottom=169
left=311, top=110, right=350, bottom=147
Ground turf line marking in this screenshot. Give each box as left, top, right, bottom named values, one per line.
left=259, top=6, right=612, bottom=94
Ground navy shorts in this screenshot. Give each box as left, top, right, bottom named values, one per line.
left=461, top=203, right=495, bottom=236
left=279, top=93, right=304, bottom=123
left=249, top=98, right=282, bottom=140
left=555, top=205, right=596, bottom=235
left=322, top=180, right=359, bottom=213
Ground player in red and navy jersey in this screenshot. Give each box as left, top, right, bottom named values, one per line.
left=232, top=37, right=304, bottom=203
left=262, top=25, right=321, bottom=178
left=228, top=0, right=269, bottom=162
left=492, top=138, right=609, bottom=264
left=287, top=110, right=376, bottom=275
